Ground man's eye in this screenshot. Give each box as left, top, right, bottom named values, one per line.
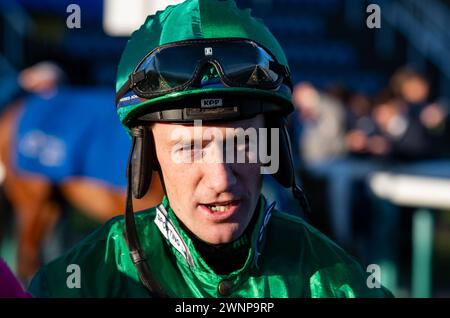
left=176, top=143, right=194, bottom=152
left=187, top=143, right=196, bottom=151
left=235, top=136, right=250, bottom=151
left=236, top=142, right=247, bottom=152
left=181, top=143, right=204, bottom=158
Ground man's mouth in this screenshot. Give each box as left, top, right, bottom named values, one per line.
left=205, top=201, right=237, bottom=212
left=198, top=200, right=241, bottom=220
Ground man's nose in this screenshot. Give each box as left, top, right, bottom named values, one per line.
left=203, top=161, right=237, bottom=193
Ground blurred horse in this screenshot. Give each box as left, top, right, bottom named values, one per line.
left=0, top=63, right=163, bottom=282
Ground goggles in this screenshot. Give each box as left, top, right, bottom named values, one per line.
left=116, top=38, right=292, bottom=106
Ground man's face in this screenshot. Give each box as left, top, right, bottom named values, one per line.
left=151, top=115, right=264, bottom=244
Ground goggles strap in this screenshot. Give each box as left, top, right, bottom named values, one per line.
left=115, top=71, right=146, bottom=106
left=268, top=60, right=290, bottom=78
left=116, top=79, right=131, bottom=106
left=130, top=70, right=146, bottom=86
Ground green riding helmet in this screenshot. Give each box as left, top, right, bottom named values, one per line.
left=115, top=0, right=294, bottom=128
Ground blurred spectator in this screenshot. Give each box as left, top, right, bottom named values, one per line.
left=372, top=92, right=430, bottom=161
left=344, top=92, right=386, bottom=157
left=389, top=67, right=449, bottom=158
left=293, top=82, right=347, bottom=164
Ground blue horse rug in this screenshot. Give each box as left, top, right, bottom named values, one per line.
left=13, top=87, right=130, bottom=189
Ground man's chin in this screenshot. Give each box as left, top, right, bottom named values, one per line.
left=198, top=223, right=243, bottom=245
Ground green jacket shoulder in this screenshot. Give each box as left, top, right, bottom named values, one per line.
left=264, top=210, right=393, bottom=298
left=28, top=211, right=153, bottom=298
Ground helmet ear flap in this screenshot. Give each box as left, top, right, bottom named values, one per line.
left=266, top=116, right=294, bottom=188
left=130, top=126, right=154, bottom=199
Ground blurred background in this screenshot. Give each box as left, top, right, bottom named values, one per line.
left=0, top=0, right=449, bottom=297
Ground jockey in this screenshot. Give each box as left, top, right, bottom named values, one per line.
left=29, top=0, right=392, bottom=297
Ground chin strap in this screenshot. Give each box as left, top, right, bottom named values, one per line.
left=292, top=184, right=311, bottom=215
left=124, top=130, right=167, bottom=298
left=281, top=123, right=311, bottom=216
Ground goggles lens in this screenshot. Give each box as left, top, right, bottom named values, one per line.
left=131, top=39, right=288, bottom=98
